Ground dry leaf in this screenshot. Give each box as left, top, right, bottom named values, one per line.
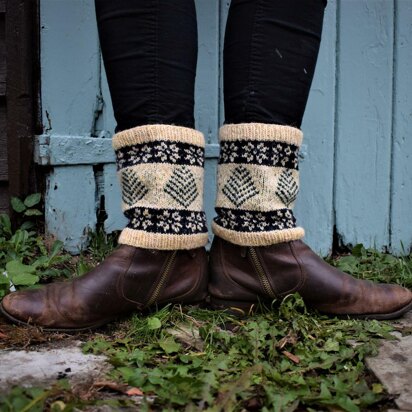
left=282, top=350, right=300, bottom=364
left=93, top=380, right=128, bottom=393
left=277, top=331, right=297, bottom=349
left=126, top=387, right=144, bottom=396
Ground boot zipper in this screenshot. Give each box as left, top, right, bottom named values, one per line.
left=146, top=250, right=177, bottom=307
left=249, top=247, right=276, bottom=298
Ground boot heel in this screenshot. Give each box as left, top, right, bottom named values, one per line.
left=210, top=297, right=258, bottom=317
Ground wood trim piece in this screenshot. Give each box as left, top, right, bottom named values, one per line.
left=5, top=0, right=39, bottom=198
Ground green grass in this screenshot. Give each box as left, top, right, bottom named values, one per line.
left=0, top=197, right=411, bottom=411
left=80, top=299, right=396, bottom=412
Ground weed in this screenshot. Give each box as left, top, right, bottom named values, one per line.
left=0, top=194, right=72, bottom=298
left=81, top=297, right=396, bottom=411
left=329, top=243, right=412, bottom=289
left=86, top=228, right=117, bottom=263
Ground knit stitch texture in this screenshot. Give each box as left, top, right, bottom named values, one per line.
left=212, top=123, right=304, bottom=246
left=113, top=124, right=208, bottom=250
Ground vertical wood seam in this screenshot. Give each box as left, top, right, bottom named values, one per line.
left=332, top=0, right=341, bottom=251
left=388, top=0, right=398, bottom=252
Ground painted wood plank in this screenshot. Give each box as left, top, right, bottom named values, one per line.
left=100, top=54, right=116, bottom=135
left=295, top=0, right=337, bottom=256
left=45, top=166, right=97, bottom=254
left=34, top=134, right=220, bottom=166
left=334, top=0, right=394, bottom=250
left=0, top=14, right=5, bottom=96
left=204, top=159, right=218, bottom=246
left=40, top=0, right=100, bottom=135
left=194, top=0, right=220, bottom=143
left=390, top=0, right=412, bottom=255
left=0, top=103, right=7, bottom=181
left=102, top=163, right=127, bottom=233
left=219, top=0, right=230, bottom=126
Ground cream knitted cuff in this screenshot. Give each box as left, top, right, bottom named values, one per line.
left=212, top=123, right=305, bottom=246
left=113, top=124, right=208, bottom=250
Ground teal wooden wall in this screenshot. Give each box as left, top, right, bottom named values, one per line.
left=35, top=0, right=412, bottom=255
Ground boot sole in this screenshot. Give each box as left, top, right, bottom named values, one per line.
left=210, top=296, right=412, bottom=320
left=336, top=299, right=412, bottom=320
left=0, top=300, right=207, bottom=333
left=0, top=302, right=115, bottom=332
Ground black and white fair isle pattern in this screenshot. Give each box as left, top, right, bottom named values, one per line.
left=164, top=166, right=199, bottom=208
left=219, top=140, right=299, bottom=169
left=116, top=140, right=204, bottom=171
left=121, top=169, right=149, bottom=207
left=215, top=138, right=300, bottom=233
left=275, top=169, right=299, bottom=207
left=117, top=139, right=207, bottom=237
left=214, top=208, right=296, bottom=232
left=222, top=166, right=259, bottom=208
left=125, top=207, right=207, bottom=235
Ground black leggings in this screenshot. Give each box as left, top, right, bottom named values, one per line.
left=95, top=0, right=326, bottom=133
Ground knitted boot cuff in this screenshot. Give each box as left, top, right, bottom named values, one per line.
left=212, top=123, right=305, bottom=247
left=113, top=124, right=208, bottom=250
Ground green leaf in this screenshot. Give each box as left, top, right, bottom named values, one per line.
left=10, top=272, right=39, bottom=286
left=6, top=261, right=39, bottom=286
left=336, top=256, right=359, bottom=274
left=324, top=338, right=340, bottom=352
left=11, top=197, right=26, bottom=213
left=6, top=260, right=36, bottom=276
left=20, top=221, right=35, bottom=231
left=147, top=317, right=162, bottom=330
left=50, top=240, right=64, bottom=259
left=0, top=213, right=12, bottom=234
left=372, top=383, right=383, bottom=394
left=319, top=382, right=332, bottom=399
left=0, top=274, right=10, bottom=285
left=24, top=193, right=41, bottom=207
left=159, top=337, right=181, bottom=354
left=24, top=208, right=43, bottom=217
left=351, top=244, right=365, bottom=258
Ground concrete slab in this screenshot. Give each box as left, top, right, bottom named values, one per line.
left=392, top=310, right=412, bottom=332
left=367, top=333, right=412, bottom=411
left=0, top=340, right=111, bottom=394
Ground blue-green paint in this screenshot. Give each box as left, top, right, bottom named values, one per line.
left=390, top=0, right=412, bottom=254
left=295, top=0, right=337, bottom=256
left=38, top=0, right=412, bottom=255
left=335, top=0, right=394, bottom=249
left=45, top=166, right=97, bottom=254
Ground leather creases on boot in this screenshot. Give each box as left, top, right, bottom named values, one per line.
left=0, top=245, right=208, bottom=331
left=209, top=236, right=412, bottom=319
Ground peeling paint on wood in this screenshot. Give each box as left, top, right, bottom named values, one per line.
left=390, top=0, right=412, bottom=255
left=334, top=0, right=394, bottom=250
left=45, top=166, right=97, bottom=254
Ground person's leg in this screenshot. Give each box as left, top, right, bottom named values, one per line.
left=209, top=0, right=412, bottom=318
left=97, top=0, right=197, bottom=131
left=223, top=0, right=324, bottom=127
left=0, top=0, right=209, bottom=330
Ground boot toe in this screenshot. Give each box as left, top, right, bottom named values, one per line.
left=1, top=289, right=47, bottom=325
left=386, top=284, right=412, bottom=313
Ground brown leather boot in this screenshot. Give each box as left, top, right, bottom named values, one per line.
left=209, top=236, right=412, bottom=319
left=0, top=245, right=208, bottom=331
